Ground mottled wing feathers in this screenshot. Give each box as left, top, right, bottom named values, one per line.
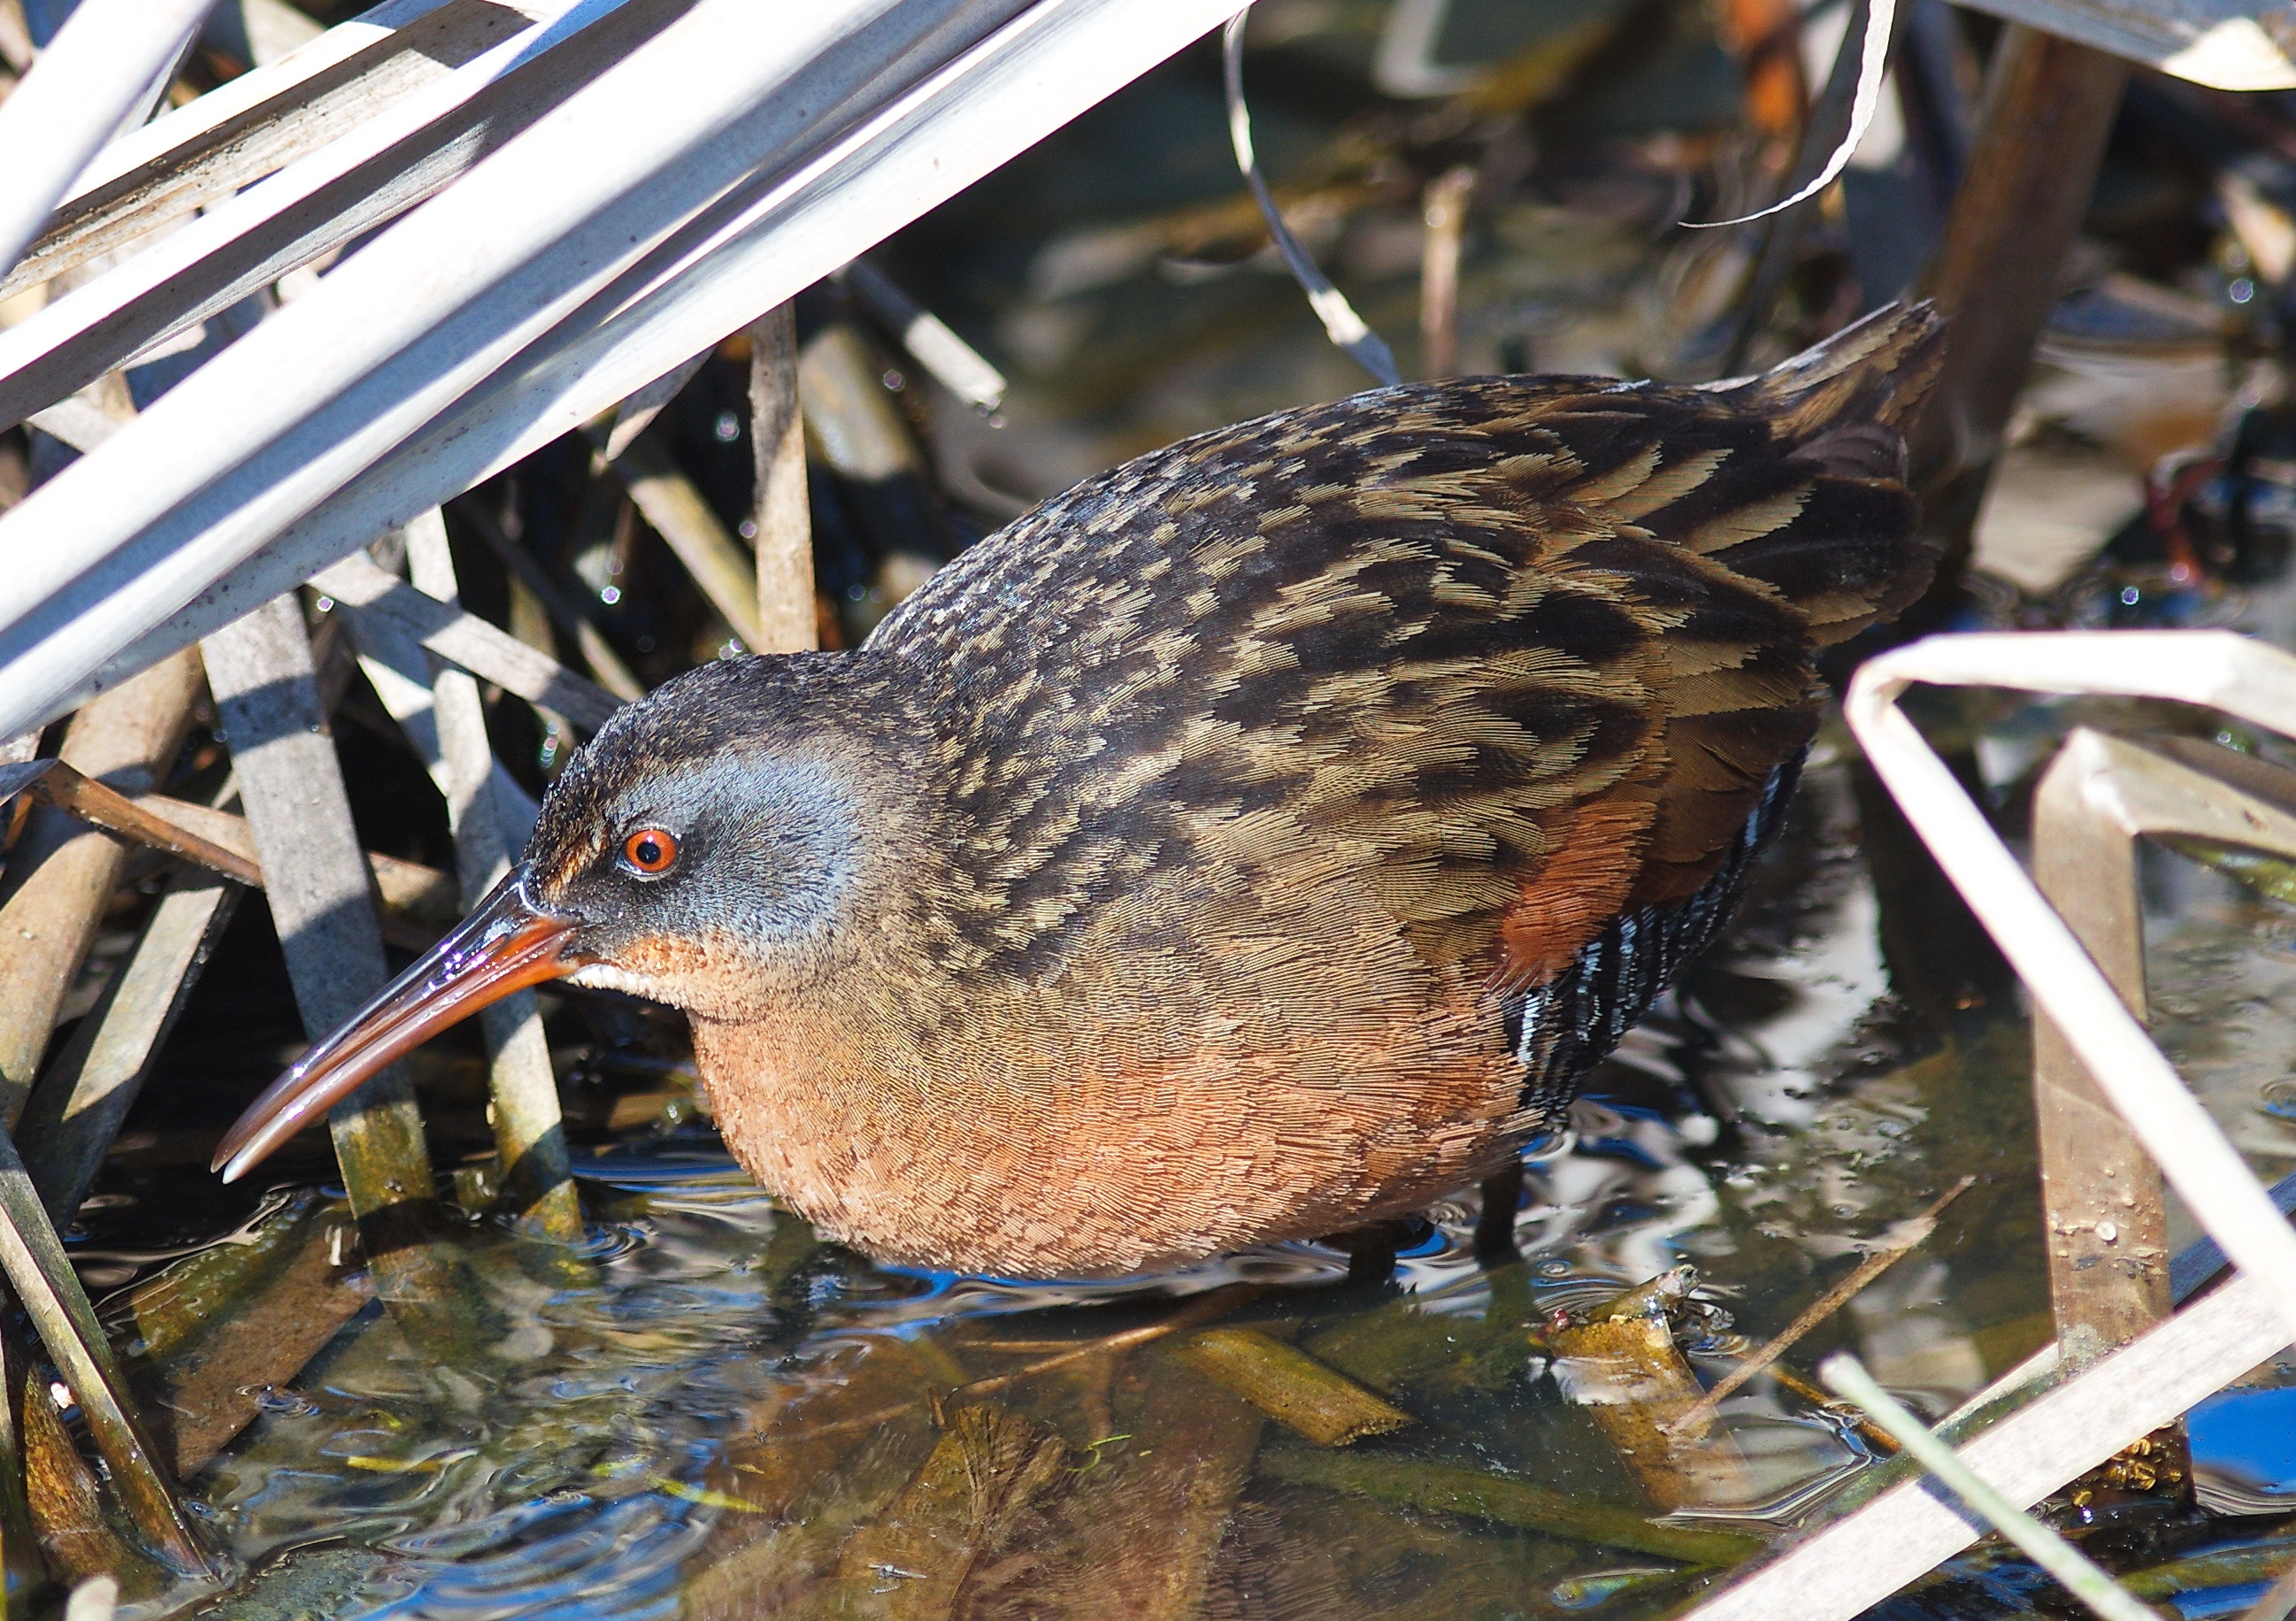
left=875, top=303, right=1941, bottom=993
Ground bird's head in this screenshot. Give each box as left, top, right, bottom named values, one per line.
left=211, top=653, right=918, bottom=1184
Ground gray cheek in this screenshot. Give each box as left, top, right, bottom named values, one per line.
left=710, top=794, right=862, bottom=946
left=708, top=853, right=854, bottom=947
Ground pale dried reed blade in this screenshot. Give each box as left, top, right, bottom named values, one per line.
left=0, top=0, right=654, bottom=433
left=1845, top=631, right=2296, bottom=1342
left=0, top=0, right=1245, bottom=741
left=0, top=0, right=219, bottom=282
left=1949, top=0, right=2296, bottom=90
left=0, top=0, right=480, bottom=301
left=1685, top=1268, right=2296, bottom=1618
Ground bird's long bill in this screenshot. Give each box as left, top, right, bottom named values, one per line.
left=211, top=871, right=581, bottom=1183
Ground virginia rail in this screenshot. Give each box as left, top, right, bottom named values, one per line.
left=215, top=303, right=1944, bottom=1277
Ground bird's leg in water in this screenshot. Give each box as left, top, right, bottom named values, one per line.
left=1325, top=1217, right=1433, bottom=1286
left=1476, top=1162, right=1524, bottom=1264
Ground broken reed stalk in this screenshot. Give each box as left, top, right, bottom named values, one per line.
left=1816, top=1354, right=2155, bottom=1621
left=1671, top=1177, right=1973, bottom=1438
left=1906, top=24, right=2127, bottom=575
left=1258, top=1449, right=1762, bottom=1566
left=402, top=510, right=580, bottom=1241
left=0, top=1130, right=204, bottom=1571
left=1845, top=633, right=2296, bottom=1340
left=0, top=648, right=203, bottom=1125
left=1551, top=1267, right=1750, bottom=1511
left=598, top=425, right=772, bottom=653
left=2031, top=732, right=2179, bottom=1379
left=18, top=868, right=240, bottom=1226
left=0, top=757, right=260, bottom=887
left=201, top=595, right=438, bottom=1243
left=1417, top=165, right=1473, bottom=380
left=749, top=301, right=816, bottom=655
left=1167, top=1327, right=1411, bottom=1446
left=19, top=1343, right=134, bottom=1584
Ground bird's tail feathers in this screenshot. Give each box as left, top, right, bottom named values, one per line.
left=1719, top=300, right=1947, bottom=444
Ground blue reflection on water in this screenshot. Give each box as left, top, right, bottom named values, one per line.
left=2192, top=1386, right=2296, bottom=1496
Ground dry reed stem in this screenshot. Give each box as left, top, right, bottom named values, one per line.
left=402, top=510, right=580, bottom=1240
left=1847, top=632, right=2296, bottom=1339
left=2032, top=734, right=2175, bottom=1371
left=749, top=302, right=816, bottom=655
left=125, top=789, right=456, bottom=938
left=1167, top=1326, right=1411, bottom=1446
left=18, top=868, right=239, bottom=1227
left=0, top=757, right=261, bottom=887
left=202, top=595, right=439, bottom=1246
left=0, top=1131, right=204, bottom=1571
left=1417, top=165, right=1473, bottom=380
left=1906, top=25, right=2126, bottom=545
left=0, top=650, right=203, bottom=1125
left=600, top=426, right=770, bottom=652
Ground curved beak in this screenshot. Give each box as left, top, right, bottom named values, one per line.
left=212, top=870, right=584, bottom=1183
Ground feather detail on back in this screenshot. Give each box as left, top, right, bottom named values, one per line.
left=874, top=302, right=1943, bottom=997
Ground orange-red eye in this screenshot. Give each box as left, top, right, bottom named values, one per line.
left=622, top=828, right=679, bottom=875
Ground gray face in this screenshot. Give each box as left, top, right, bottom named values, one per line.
left=537, top=748, right=864, bottom=1007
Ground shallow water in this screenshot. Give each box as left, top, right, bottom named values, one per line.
left=43, top=744, right=2296, bottom=1621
